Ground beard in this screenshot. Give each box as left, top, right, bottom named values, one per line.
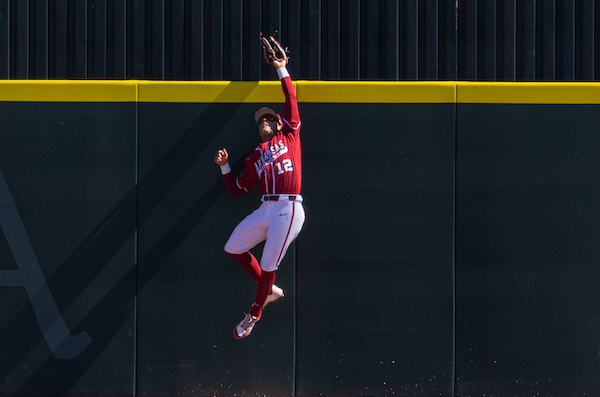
left=259, top=125, right=275, bottom=141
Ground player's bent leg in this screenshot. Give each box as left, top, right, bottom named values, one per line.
left=224, top=228, right=266, bottom=256
left=228, top=252, right=261, bottom=281
left=261, top=202, right=305, bottom=272
left=249, top=270, right=276, bottom=318
left=224, top=205, right=268, bottom=255
left=233, top=270, right=276, bottom=340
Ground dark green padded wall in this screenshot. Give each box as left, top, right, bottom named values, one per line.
left=1, top=81, right=599, bottom=397
left=296, top=103, right=456, bottom=396
left=455, top=103, right=600, bottom=396
left=0, top=101, right=137, bottom=396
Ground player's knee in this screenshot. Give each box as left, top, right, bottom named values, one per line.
left=224, top=242, right=240, bottom=255
left=260, top=261, right=278, bottom=273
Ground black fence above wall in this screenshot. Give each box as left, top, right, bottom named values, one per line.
left=0, top=0, right=599, bottom=81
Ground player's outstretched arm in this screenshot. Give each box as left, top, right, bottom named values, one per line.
left=273, top=53, right=299, bottom=129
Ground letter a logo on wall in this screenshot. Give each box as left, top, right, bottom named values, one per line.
left=0, top=170, right=92, bottom=359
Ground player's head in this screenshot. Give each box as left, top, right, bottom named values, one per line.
left=254, top=107, right=282, bottom=142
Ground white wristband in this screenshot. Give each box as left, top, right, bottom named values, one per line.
left=277, top=67, right=290, bottom=80
left=220, top=163, right=232, bottom=175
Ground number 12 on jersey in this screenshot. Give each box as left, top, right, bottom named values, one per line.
left=275, top=159, right=294, bottom=175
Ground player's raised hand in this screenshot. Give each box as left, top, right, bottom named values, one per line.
left=271, top=49, right=288, bottom=69
left=260, top=31, right=289, bottom=69
left=214, top=148, right=229, bottom=166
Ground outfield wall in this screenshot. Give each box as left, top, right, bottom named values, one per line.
left=0, top=81, right=598, bottom=396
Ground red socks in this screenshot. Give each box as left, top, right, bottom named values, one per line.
left=249, top=270, right=276, bottom=318
left=228, top=252, right=261, bottom=282
left=228, top=252, right=276, bottom=318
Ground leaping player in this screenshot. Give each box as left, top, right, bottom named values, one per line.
left=214, top=33, right=305, bottom=339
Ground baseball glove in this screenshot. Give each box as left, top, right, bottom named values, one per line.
left=259, top=31, right=290, bottom=64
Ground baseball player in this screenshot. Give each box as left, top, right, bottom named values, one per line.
left=214, top=35, right=304, bottom=339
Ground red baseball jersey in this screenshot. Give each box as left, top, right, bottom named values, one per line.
left=223, top=76, right=302, bottom=196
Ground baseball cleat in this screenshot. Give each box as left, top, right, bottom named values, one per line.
left=233, top=313, right=260, bottom=340
left=263, top=284, right=284, bottom=308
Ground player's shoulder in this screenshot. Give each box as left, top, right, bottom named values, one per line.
left=244, top=148, right=262, bottom=163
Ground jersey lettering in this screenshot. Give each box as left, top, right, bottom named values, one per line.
left=254, top=150, right=274, bottom=177
left=255, top=141, right=290, bottom=178
left=270, top=140, right=288, bottom=160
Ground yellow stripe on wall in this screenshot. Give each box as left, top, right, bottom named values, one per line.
left=138, top=81, right=288, bottom=103
left=0, top=80, right=599, bottom=105
left=0, top=80, right=138, bottom=102
left=456, top=82, right=600, bottom=104
left=138, top=81, right=456, bottom=104
left=297, top=81, right=457, bottom=103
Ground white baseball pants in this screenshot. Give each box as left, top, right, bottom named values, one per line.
left=224, top=199, right=305, bottom=272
